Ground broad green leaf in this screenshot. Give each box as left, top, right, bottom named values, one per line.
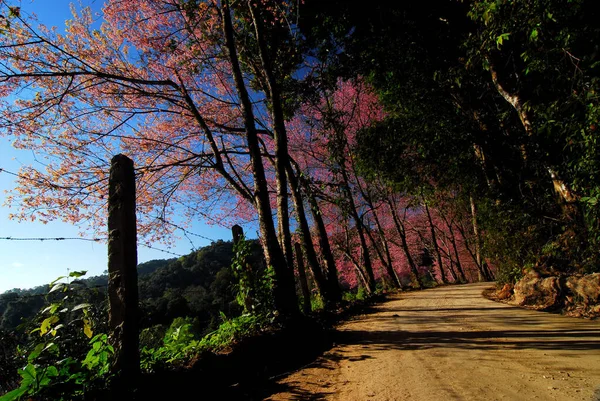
left=27, top=343, right=45, bottom=363
left=49, top=276, right=66, bottom=286
left=83, top=319, right=93, bottom=338
left=38, top=366, right=58, bottom=387
left=496, top=33, right=510, bottom=49
left=42, top=303, right=60, bottom=315
left=40, top=315, right=59, bottom=336
left=0, top=386, right=28, bottom=401
left=18, top=364, right=37, bottom=386
left=69, top=270, right=87, bottom=278
left=71, top=303, right=91, bottom=312
left=49, top=282, right=66, bottom=293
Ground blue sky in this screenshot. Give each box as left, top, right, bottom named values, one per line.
left=0, top=0, right=236, bottom=293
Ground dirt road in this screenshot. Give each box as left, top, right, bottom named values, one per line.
left=266, top=283, right=600, bottom=401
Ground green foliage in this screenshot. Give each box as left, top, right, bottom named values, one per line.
left=139, top=238, right=277, bottom=371
left=304, top=0, right=600, bottom=279
left=342, top=287, right=368, bottom=303
left=231, top=237, right=254, bottom=312
left=310, top=295, right=324, bottom=312
left=0, top=272, right=112, bottom=401
left=198, top=313, right=271, bottom=351
left=140, top=313, right=273, bottom=372
left=137, top=240, right=250, bottom=330
left=140, top=317, right=200, bottom=371
left=230, top=236, right=274, bottom=315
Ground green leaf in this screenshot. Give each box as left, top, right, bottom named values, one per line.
left=40, top=315, right=59, bottom=336
left=83, top=319, right=93, bottom=339
left=19, top=364, right=37, bottom=386
left=496, top=33, right=510, bottom=49
left=71, top=303, right=91, bottom=312
left=530, top=28, right=538, bottom=41
left=27, top=343, right=45, bottom=363
left=49, top=276, right=66, bottom=286
left=43, top=342, right=57, bottom=353
left=42, top=303, right=61, bottom=315
left=0, top=386, right=28, bottom=401
left=69, top=270, right=87, bottom=278
left=38, top=366, right=58, bottom=387
left=49, top=282, right=66, bottom=293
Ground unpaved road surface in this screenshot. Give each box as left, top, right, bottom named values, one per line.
left=266, top=283, right=600, bottom=401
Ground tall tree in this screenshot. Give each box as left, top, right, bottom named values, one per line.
left=0, top=0, right=300, bottom=316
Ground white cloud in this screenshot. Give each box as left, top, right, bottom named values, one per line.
left=11, top=262, right=24, bottom=268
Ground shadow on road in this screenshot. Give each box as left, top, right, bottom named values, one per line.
left=235, top=284, right=600, bottom=400
left=334, top=327, right=600, bottom=352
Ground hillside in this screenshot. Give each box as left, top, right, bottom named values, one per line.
left=0, top=240, right=263, bottom=334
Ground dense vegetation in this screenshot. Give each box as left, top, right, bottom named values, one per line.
left=1, top=0, right=598, bottom=398
left=0, top=240, right=272, bottom=396
left=300, top=0, right=600, bottom=281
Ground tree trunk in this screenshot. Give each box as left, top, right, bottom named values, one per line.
left=448, top=223, right=467, bottom=282
left=247, top=1, right=295, bottom=272
left=303, top=178, right=342, bottom=301
left=423, top=195, right=446, bottom=284
left=352, top=168, right=401, bottom=289
left=469, top=195, right=489, bottom=281
left=365, top=213, right=401, bottom=289
left=488, top=62, right=578, bottom=206
left=437, top=206, right=468, bottom=283
left=294, top=243, right=312, bottom=314
left=388, top=198, right=423, bottom=288
left=338, top=228, right=370, bottom=292
left=341, top=169, right=376, bottom=293
left=374, top=213, right=402, bottom=289
left=287, top=166, right=340, bottom=305
left=222, top=1, right=298, bottom=317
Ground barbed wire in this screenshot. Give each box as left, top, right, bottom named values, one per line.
left=138, top=243, right=184, bottom=257
left=0, top=236, right=185, bottom=257
left=0, top=236, right=104, bottom=242
left=155, top=216, right=217, bottom=243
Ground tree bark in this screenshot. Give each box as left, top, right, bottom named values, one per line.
left=423, top=195, right=447, bottom=284
left=303, top=178, right=342, bottom=301
left=488, top=62, right=578, bottom=206
left=469, top=195, right=489, bottom=281
left=247, top=2, right=295, bottom=272
left=287, top=166, right=340, bottom=305
left=294, top=243, right=312, bottom=314
left=352, top=170, right=401, bottom=289
left=448, top=223, right=467, bottom=282
left=222, top=0, right=298, bottom=317
left=388, top=198, right=423, bottom=288
left=341, top=169, right=376, bottom=293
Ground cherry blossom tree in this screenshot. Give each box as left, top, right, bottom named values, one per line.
left=0, top=0, right=303, bottom=316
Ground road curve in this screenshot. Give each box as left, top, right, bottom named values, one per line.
left=266, top=283, right=600, bottom=401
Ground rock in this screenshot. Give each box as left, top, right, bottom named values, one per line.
left=497, top=283, right=513, bottom=300
left=566, top=274, right=600, bottom=305
left=514, top=270, right=562, bottom=310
